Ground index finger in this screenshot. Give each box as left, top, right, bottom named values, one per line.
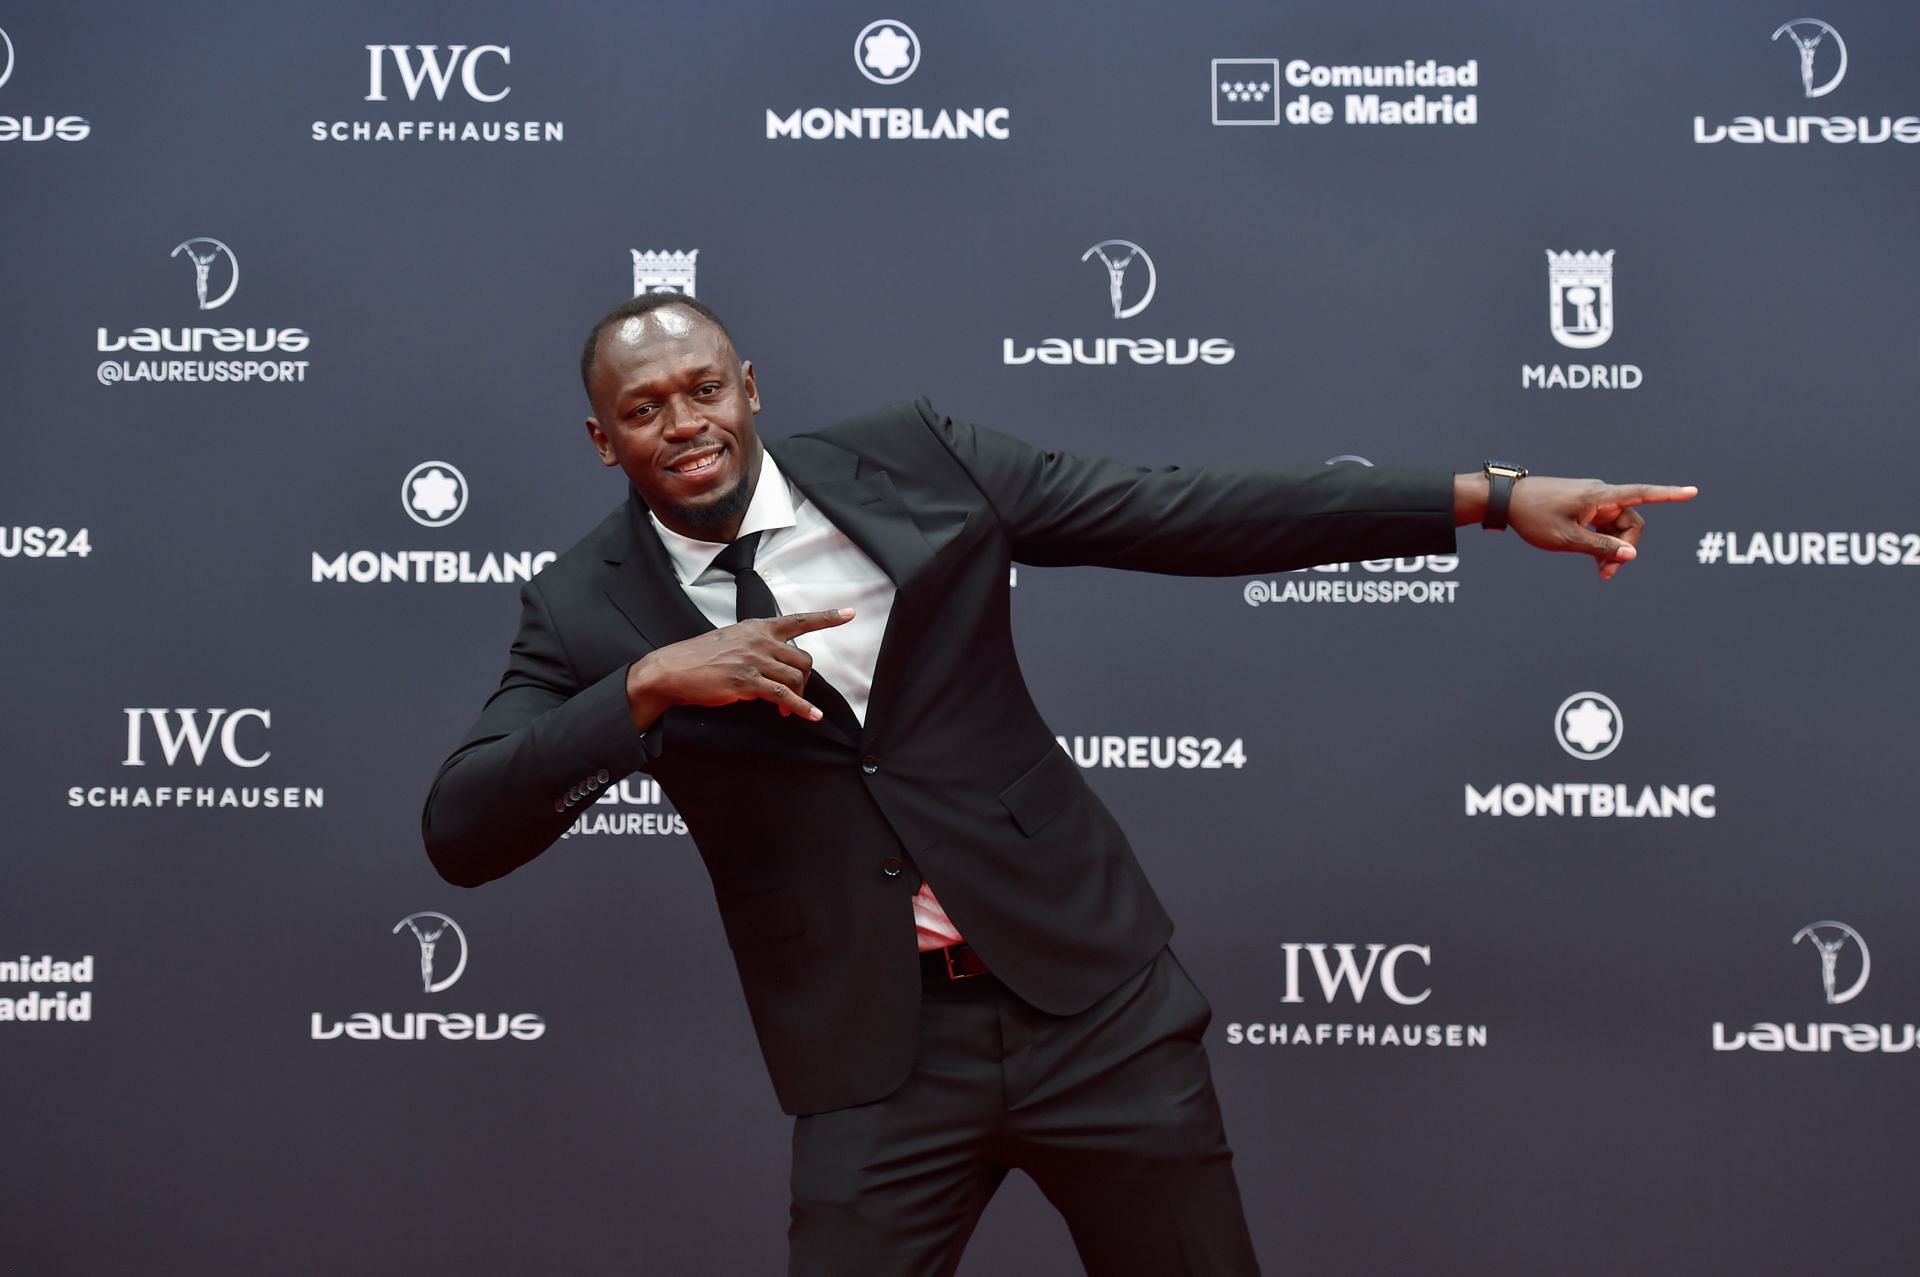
left=1603, top=483, right=1699, bottom=507
left=766, top=608, right=856, bottom=639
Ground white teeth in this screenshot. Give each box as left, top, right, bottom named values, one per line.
left=674, top=452, right=720, bottom=475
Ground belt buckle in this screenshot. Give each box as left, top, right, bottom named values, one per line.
left=943, top=945, right=984, bottom=981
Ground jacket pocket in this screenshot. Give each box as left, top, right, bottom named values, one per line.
left=718, top=888, right=806, bottom=950
left=998, top=744, right=1080, bottom=838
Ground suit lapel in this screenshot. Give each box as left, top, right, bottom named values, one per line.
left=600, top=492, right=717, bottom=651
left=768, top=435, right=938, bottom=589
left=769, top=434, right=972, bottom=740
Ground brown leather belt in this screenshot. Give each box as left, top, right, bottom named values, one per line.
left=919, top=942, right=993, bottom=984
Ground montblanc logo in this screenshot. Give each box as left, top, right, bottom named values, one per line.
left=1224, top=943, right=1489, bottom=1049
left=1524, top=250, right=1641, bottom=392
left=313, top=43, right=563, bottom=144
left=393, top=912, right=468, bottom=992
left=1466, top=692, right=1716, bottom=818
left=855, top=19, right=919, bottom=85
left=1714, top=920, right=1917, bottom=1054
left=171, top=238, right=238, bottom=311
left=1695, top=18, right=1918, bottom=145
left=313, top=464, right=554, bottom=585
left=311, top=914, right=545, bottom=1042
left=1003, top=241, right=1234, bottom=368
left=768, top=19, right=1009, bottom=141
left=1553, top=691, right=1622, bottom=760
left=65, top=708, right=324, bottom=811
left=0, top=26, right=93, bottom=143
left=94, top=238, right=312, bottom=387
left=632, top=249, right=698, bottom=297
left=402, top=461, right=468, bottom=528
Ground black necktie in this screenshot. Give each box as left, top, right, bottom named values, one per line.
left=711, top=529, right=861, bottom=738
left=711, top=531, right=779, bottom=621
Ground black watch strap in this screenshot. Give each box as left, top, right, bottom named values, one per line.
left=1481, top=461, right=1527, bottom=532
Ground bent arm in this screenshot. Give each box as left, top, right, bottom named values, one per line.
left=922, top=407, right=1458, bottom=573
left=421, top=580, right=655, bottom=887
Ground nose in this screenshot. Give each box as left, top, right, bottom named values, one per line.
left=659, top=398, right=702, bottom=440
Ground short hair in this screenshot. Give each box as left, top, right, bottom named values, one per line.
left=579, top=293, right=737, bottom=397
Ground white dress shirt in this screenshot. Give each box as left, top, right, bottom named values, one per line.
left=649, top=450, right=965, bottom=951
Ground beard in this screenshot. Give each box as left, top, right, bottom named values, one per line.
left=656, top=469, right=755, bottom=539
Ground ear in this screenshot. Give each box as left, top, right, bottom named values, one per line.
left=742, top=359, right=760, bottom=414
left=584, top=417, right=618, bottom=467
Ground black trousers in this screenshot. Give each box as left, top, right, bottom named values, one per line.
left=787, top=948, right=1262, bottom=1276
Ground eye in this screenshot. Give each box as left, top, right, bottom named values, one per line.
left=628, top=403, right=656, bottom=420
left=696, top=382, right=721, bottom=397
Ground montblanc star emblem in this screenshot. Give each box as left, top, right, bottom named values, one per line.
left=854, top=20, right=920, bottom=84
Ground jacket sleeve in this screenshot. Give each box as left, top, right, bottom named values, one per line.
left=919, top=402, right=1459, bottom=574
left=420, top=576, right=657, bottom=887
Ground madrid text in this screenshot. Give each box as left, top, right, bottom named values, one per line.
left=0, top=954, right=94, bottom=1024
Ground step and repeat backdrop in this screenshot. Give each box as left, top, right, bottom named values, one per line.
left=5, top=1, right=1917, bottom=1272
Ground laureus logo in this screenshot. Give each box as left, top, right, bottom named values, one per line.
left=170, top=238, right=238, bottom=311
left=1081, top=240, right=1157, bottom=319
left=1772, top=20, right=1846, bottom=99
left=1792, top=920, right=1869, bottom=1005
left=0, top=26, right=15, bottom=91
left=393, top=911, right=468, bottom=993
left=1712, top=919, right=1911, bottom=1055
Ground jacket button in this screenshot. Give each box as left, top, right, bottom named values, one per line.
left=881, top=857, right=902, bottom=877
left=861, top=755, right=879, bottom=775
left=596, top=769, right=611, bottom=784
left=554, top=799, right=567, bottom=813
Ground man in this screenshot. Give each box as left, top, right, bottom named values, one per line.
left=422, top=294, right=1695, bottom=1275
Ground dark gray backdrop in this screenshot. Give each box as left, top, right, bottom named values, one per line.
left=5, top=1, right=1917, bottom=1272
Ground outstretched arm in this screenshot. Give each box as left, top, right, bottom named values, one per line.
left=1451, top=472, right=1699, bottom=581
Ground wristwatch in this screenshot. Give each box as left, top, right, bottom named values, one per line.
left=1481, top=460, right=1528, bottom=531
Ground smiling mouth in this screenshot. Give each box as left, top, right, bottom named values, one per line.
left=668, top=445, right=726, bottom=477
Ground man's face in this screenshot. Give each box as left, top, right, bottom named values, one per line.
left=585, top=305, right=762, bottom=542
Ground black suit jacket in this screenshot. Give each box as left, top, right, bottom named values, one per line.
left=422, top=399, right=1457, bottom=1114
